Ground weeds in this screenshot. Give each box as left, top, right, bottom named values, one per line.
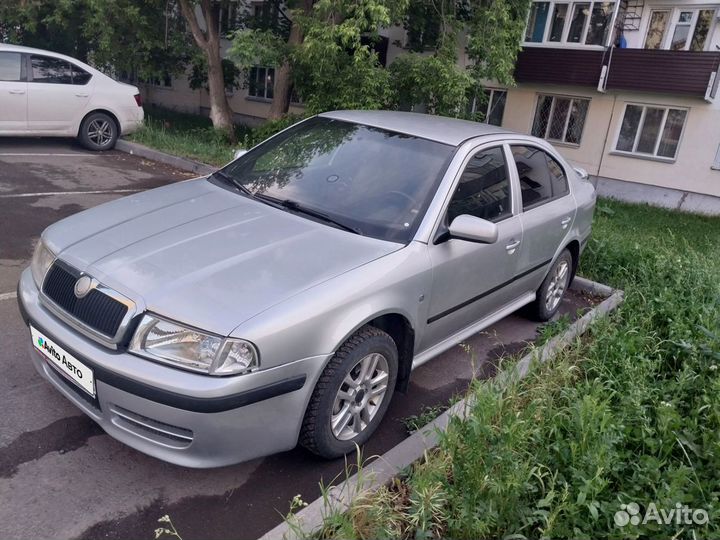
left=313, top=200, right=720, bottom=539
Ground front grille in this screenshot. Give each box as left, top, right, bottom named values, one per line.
left=42, top=262, right=128, bottom=338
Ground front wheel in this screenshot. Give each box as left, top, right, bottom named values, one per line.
left=527, top=249, right=573, bottom=322
left=78, top=112, right=118, bottom=151
left=300, top=326, right=398, bottom=458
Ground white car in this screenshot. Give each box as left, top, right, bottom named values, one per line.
left=0, top=44, right=144, bottom=150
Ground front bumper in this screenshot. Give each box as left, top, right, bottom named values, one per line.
left=17, top=268, right=328, bottom=468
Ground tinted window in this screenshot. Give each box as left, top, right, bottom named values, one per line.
left=448, top=147, right=512, bottom=223
left=72, top=64, right=92, bottom=85
left=0, top=52, right=22, bottom=82
left=31, top=55, right=72, bottom=84
left=511, top=145, right=568, bottom=209
left=221, top=117, right=455, bottom=243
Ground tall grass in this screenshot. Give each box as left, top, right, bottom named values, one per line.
left=128, top=106, right=250, bottom=166
left=316, top=200, right=720, bottom=539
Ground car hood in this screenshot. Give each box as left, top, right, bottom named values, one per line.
left=44, top=178, right=401, bottom=335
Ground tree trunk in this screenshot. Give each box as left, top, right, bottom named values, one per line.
left=178, top=0, right=236, bottom=141
left=268, top=0, right=311, bottom=120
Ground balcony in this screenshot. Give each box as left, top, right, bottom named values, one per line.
left=514, top=46, right=720, bottom=100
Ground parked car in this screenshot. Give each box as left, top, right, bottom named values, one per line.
left=0, top=44, right=143, bottom=150
left=18, top=111, right=596, bottom=467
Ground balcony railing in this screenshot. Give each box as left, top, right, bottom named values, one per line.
left=514, top=46, right=720, bottom=100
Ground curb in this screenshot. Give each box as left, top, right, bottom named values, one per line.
left=115, top=139, right=217, bottom=176
left=259, top=277, right=624, bottom=540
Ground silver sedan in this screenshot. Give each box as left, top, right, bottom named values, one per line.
left=18, top=110, right=596, bottom=467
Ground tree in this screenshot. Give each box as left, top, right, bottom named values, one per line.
left=178, top=0, right=236, bottom=139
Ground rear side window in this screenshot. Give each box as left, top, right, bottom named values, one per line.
left=31, top=55, right=72, bottom=84
left=72, top=64, right=92, bottom=85
left=511, top=145, right=569, bottom=210
left=0, top=52, right=22, bottom=82
left=447, top=146, right=512, bottom=223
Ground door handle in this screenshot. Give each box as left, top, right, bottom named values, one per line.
left=505, top=239, right=521, bottom=253
left=75, top=93, right=89, bottom=97
left=8, top=89, right=25, bottom=94
left=561, top=217, right=572, bottom=229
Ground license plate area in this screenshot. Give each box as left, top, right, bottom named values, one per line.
left=31, top=326, right=96, bottom=397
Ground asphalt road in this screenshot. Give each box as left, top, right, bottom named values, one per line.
left=0, top=138, right=595, bottom=540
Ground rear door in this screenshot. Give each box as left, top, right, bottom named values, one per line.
left=27, top=54, right=92, bottom=133
left=509, top=144, right=576, bottom=293
left=0, top=51, right=27, bottom=133
left=420, top=144, right=524, bottom=350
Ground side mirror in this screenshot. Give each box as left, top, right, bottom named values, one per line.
left=573, top=166, right=589, bottom=180
left=234, top=149, right=248, bottom=160
left=448, top=215, right=498, bottom=244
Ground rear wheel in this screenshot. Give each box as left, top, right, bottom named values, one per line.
left=527, top=249, right=573, bottom=322
left=78, top=112, right=118, bottom=151
left=300, top=326, right=398, bottom=458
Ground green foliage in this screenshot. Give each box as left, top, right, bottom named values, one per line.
left=316, top=200, right=720, bottom=539
left=0, top=0, right=193, bottom=81
left=188, top=56, right=242, bottom=92
left=241, top=113, right=306, bottom=148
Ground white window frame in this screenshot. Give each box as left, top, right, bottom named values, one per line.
left=532, top=93, right=591, bottom=146
left=642, top=6, right=719, bottom=51
left=712, top=143, right=720, bottom=171
left=469, top=88, right=507, bottom=126
left=523, top=0, right=618, bottom=48
left=612, top=102, right=689, bottom=162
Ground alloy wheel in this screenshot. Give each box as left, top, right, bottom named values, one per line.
left=545, top=259, right=569, bottom=312
left=331, top=352, right=390, bottom=441
left=87, top=119, right=113, bottom=147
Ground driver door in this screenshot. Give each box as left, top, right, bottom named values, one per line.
left=420, top=144, right=524, bottom=350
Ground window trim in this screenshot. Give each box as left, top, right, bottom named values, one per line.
left=611, top=102, right=689, bottom=162
left=642, top=6, right=719, bottom=51
left=247, top=65, right=275, bottom=101
left=523, top=0, right=618, bottom=48
left=531, top=93, right=591, bottom=146
left=509, top=143, right=572, bottom=213
left=469, top=88, right=507, bottom=126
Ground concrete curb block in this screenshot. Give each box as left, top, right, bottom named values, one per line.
left=115, top=139, right=217, bottom=176
left=259, top=277, right=624, bottom=540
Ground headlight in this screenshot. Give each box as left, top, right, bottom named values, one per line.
left=31, top=240, right=55, bottom=288
left=129, top=314, right=259, bottom=376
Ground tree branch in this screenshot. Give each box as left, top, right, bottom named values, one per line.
left=178, top=0, right=208, bottom=50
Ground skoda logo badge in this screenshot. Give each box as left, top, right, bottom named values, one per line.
left=74, top=276, right=94, bottom=298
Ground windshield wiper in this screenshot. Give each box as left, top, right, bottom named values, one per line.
left=211, top=170, right=253, bottom=197
left=254, top=194, right=363, bottom=236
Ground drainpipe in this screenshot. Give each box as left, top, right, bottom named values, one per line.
left=597, top=93, right=619, bottom=178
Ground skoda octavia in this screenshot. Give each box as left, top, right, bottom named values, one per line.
left=18, top=111, right=595, bottom=467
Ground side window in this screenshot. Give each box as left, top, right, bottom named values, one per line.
left=447, top=146, right=512, bottom=224
left=71, top=64, right=92, bottom=85
left=511, top=145, right=569, bottom=210
left=30, top=55, right=72, bottom=84
left=0, top=52, right=23, bottom=81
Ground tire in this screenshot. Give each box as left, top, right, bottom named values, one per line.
left=300, top=325, right=398, bottom=458
left=78, top=112, right=118, bottom=151
left=527, top=249, right=573, bottom=322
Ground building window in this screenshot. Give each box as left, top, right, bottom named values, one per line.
left=469, top=89, right=507, bottom=126
left=615, top=104, right=687, bottom=160
left=248, top=66, right=274, bottom=100
left=644, top=8, right=717, bottom=51
left=532, top=94, right=589, bottom=145
left=524, top=1, right=615, bottom=45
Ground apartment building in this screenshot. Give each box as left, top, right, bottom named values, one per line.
left=140, top=0, right=720, bottom=203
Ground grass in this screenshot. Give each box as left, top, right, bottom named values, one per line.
left=128, top=105, right=248, bottom=166
left=128, top=106, right=304, bottom=167
left=312, top=199, right=720, bottom=539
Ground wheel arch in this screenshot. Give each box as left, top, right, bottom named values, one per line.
left=330, top=311, right=415, bottom=394
left=563, top=239, right=580, bottom=282
left=77, top=108, right=121, bottom=138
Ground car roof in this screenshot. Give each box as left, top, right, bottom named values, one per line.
left=0, top=43, right=100, bottom=73
left=319, top=110, right=512, bottom=147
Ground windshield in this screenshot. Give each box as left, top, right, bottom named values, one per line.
left=219, top=117, right=455, bottom=243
